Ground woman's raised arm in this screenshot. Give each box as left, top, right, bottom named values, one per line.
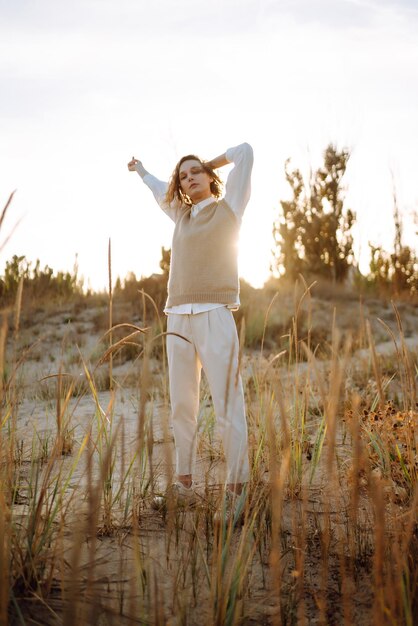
left=207, top=152, right=230, bottom=170
left=127, top=156, right=149, bottom=179
left=214, top=143, right=254, bottom=221
left=128, top=155, right=181, bottom=223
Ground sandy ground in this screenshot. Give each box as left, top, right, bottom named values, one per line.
left=5, top=293, right=418, bottom=624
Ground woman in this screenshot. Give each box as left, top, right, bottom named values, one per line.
left=128, top=142, right=253, bottom=520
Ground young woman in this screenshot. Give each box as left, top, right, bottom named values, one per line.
left=128, top=142, right=253, bottom=518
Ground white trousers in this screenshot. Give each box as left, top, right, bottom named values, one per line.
left=166, top=307, right=250, bottom=484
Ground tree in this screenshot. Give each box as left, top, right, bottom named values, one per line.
left=368, top=181, right=418, bottom=294
left=159, top=247, right=171, bottom=279
left=271, top=163, right=304, bottom=279
left=272, top=144, right=356, bottom=282
left=0, top=254, right=82, bottom=302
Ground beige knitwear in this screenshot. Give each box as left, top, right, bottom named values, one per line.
left=137, top=142, right=253, bottom=313
left=166, top=199, right=240, bottom=308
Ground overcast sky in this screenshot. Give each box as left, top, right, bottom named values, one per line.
left=1, top=0, right=417, bottom=290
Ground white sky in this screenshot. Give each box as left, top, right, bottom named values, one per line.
left=1, top=0, right=418, bottom=290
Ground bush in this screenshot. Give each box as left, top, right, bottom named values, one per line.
left=0, top=255, right=83, bottom=304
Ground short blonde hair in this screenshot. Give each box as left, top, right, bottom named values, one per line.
left=165, top=154, right=223, bottom=207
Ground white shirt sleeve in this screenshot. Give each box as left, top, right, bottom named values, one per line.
left=223, top=142, right=254, bottom=221
left=140, top=173, right=182, bottom=223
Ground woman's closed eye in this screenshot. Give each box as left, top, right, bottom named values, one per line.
left=180, top=168, right=203, bottom=180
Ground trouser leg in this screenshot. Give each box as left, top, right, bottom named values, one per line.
left=191, top=307, right=250, bottom=484
left=166, top=314, right=201, bottom=476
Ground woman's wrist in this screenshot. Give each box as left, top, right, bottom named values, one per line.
left=135, top=161, right=149, bottom=178
left=208, top=152, right=229, bottom=170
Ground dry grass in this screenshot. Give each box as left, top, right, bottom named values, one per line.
left=0, top=278, right=417, bottom=625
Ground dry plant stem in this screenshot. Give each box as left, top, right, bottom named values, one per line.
left=370, top=472, right=386, bottom=624
left=358, top=297, right=366, bottom=349
left=289, top=279, right=315, bottom=493
left=87, top=420, right=121, bottom=618
left=393, top=302, right=417, bottom=409
left=101, top=394, right=118, bottom=532
left=13, top=277, right=23, bottom=340
left=139, top=289, right=168, bottom=405
left=301, top=341, right=327, bottom=414
left=22, top=438, right=63, bottom=593
left=0, top=190, right=15, bottom=232
left=141, top=288, right=146, bottom=328
left=0, top=313, right=8, bottom=404
left=296, top=276, right=315, bottom=329
left=63, top=433, right=93, bottom=626
left=319, top=325, right=350, bottom=624
left=294, top=487, right=307, bottom=626
left=97, top=324, right=148, bottom=367
left=376, top=315, right=408, bottom=407
left=319, top=494, right=331, bottom=626
left=9, top=278, right=23, bottom=458
left=56, top=363, right=62, bottom=441
left=366, top=319, right=385, bottom=412
left=120, top=418, right=126, bottom=524
left=337, top=514, right=353, bottom=626
left=221, top=512, right=258, bottom=624
left=326, top=330, right=352, bottom=474
left=108, top=238, right=113, bottom=391
left=138, top=336, right=155, bottom=496
left=348, top=394, right=362, bottom=559
left=129, top=508, right=141, bottom=623
left=0, top=489, right=10, bottom=626
left=153, top=569, right=165, bottom=626
left=268, top=374, right=291, bottom=626
left=62, top=533, right=83, bottom=625
left=0, top=190, right=21, bottom=253
left=2, top=278, right=24, bottom=544
left=400, top=483, right=418, bottom=625
left=260, top=290, right=279, bottom=358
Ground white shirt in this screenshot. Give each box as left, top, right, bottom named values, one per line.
left=139, top=142, right=253, bottom=314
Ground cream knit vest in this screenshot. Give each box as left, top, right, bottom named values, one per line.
left=166, top=199, right=240, bottom=307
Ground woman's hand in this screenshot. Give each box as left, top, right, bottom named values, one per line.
left=128, top=156, right=149, bottom=178
left=207, top=152, right=229, bottom=170
left=128, top=156, right=140, bottom=171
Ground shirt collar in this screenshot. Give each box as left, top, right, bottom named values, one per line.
left=191, top=196, right=216, bottom=216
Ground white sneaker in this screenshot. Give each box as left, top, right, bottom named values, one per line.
left=152, top=481, right=201, bottom=511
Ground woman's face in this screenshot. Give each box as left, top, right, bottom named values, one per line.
left=179, top=159, right=213, bottom=203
